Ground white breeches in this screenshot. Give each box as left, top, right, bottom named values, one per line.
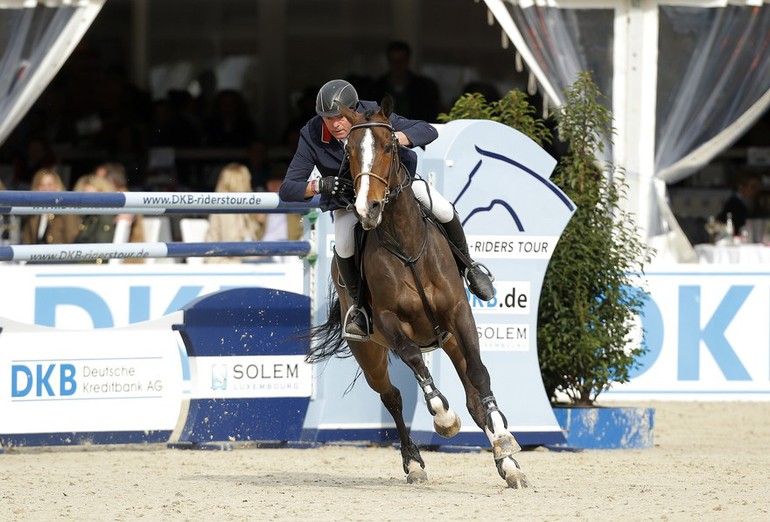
left=333, top=179, right=455, bottom=259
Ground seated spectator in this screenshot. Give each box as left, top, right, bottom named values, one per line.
left=261, top=166, right=303, bottom=242
left=95, top=161, right=146, bottom=245
left=13, top=135, right=57, bottom=188
left=204, top=90, right=258, bottom=147
left=246, top=138, right=271, bottom=191
left=0, top=178, right=21, bottom=246
left=204, top=163, right=265, bottom=264
left=717, top=169, right=762, bottom=234
left=21, top=169, right=80, bottom=246
left=73, top=174, right=116, bottom=244
left=149, top=97, right=202, bottom=148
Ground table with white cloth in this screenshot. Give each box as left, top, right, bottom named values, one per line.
left=695, top=244, right=770, bottom=264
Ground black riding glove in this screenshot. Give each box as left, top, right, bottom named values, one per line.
left=318, top=176, right=355, bottom=198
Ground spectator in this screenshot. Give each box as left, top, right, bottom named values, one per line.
left=13, top=136, right=57, bottom=188
left=717, top=169, right=763, bottom=234
left=204, top=163, right=265, bottom=263
left=282, top=85, right=320, bottom=154
left=371, top=40, right=442, bottom=122
left=461, top=81, right=501, bottom=103
left=112, top=122, right=147, bottom=186
left=261, top=166, right=303, bottom=242
left=95, top=161, right=146, bottom=246
left=21, top=169, right=80, bottom=246
left=149, top=97, right=202, bottom=148
left=0, top=179, right=21, bottom=246
left=72, top=174, right=116, bottom=244
left=204, top=90, right=258, bottom=147
left=246, top=138, right=271, bottom=190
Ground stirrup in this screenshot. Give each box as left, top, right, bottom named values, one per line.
left=464, top=261, right=495, bottom=301
left=464, top=261, right=495, bottom=283
left=342, top=305, right=371, bottom=342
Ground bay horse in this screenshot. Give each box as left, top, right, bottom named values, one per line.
left=309, top=99, right=529, bottom=489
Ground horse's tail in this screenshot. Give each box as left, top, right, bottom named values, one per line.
left=305, top=282, right=352, bottom=364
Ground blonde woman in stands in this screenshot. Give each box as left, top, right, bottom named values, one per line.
left=95, top=162, right=145, bottom=264
left=204, top=162, right=265, bottom=263
left=72, top=174, right=116, bottom=244
left=21, top=168, right=80, bottom=246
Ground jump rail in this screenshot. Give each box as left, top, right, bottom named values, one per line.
left=0, top=241, right=312, bottom=262
left=0, top=191, right=321, bottom=215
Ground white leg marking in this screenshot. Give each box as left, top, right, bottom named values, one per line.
left=428, top=395, right=453, bottom=427
left=485, top=410, right=508, bottom=437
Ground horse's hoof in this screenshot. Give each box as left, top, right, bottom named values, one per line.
left=407, top=469, right=428, bottom=484
left=505, top=469, right=530, bottom=489
left=433, top=411, right=461, bottom=438
left=497, top=456, right=529, bottom=489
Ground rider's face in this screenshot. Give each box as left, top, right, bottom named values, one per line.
left=322, top=114, right=352, bottom=140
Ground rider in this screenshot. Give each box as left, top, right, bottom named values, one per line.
left=279, top=79, right=493, bottom=340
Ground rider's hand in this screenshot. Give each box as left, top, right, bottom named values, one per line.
left=317, top=176, right=354, bottom=198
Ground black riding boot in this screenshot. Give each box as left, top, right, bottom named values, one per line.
left=335, top=253, right=371, bottom=340
left=442, top=214, right=495, bottom=301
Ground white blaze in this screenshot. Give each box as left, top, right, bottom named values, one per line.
left=354, top=129, right=375, bottom=218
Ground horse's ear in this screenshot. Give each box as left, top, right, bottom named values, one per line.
left=338, top=103, right=357, bottom=124
left=380, top=95, right=394, bottom=119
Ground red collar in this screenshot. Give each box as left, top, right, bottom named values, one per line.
left=321, top=122, right=333, bottom=144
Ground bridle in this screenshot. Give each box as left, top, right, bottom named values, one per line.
left=347, top=121, right=408, bottom=205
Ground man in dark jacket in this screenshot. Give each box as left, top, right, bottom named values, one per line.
left=280, top=79, right=492, bottom=340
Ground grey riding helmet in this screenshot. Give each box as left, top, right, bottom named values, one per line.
left=315, top=79, right=359, bottom=117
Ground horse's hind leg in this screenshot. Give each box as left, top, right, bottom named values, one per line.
left=378, top=311, right=462, bottom=439
left=446, top=325, right=530, bottom=489
left=349, top=340, right=427, bottom=484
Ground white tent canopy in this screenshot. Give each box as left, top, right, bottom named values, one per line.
left=485, top=0, right=770, bottom=261
left=0, top=0, right=105, bottom=151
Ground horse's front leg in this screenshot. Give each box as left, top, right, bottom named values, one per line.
left=377, top=311, right=461, bottom=439
left=450, top=317, right=530, bottom=489
left=349, top=339, right=427, bottom=484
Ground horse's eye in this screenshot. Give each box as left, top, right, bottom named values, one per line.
left=384, top=143, right=394, bottom=153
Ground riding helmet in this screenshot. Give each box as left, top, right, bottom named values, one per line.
left=315, top=79, right=359, bottom=117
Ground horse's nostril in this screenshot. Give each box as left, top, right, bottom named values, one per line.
left=371, top=201, right=381, bottom=210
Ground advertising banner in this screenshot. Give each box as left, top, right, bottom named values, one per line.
left=605, top=265, right=770, bottom=400
left=0, top=262, right=304, bottom=329
left=0, top=314, right=185, bottom=437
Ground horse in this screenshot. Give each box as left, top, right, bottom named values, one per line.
left=308, top=98, right=529, bottom=489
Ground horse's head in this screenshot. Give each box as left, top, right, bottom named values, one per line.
left=339, top=99, right=400, bottom=230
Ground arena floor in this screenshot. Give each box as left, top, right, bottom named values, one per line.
left=2, top=401, right=769, bottom=521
